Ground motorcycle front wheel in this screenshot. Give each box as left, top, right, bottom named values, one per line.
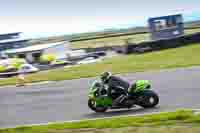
left=88, top=99, right=108, bottom=113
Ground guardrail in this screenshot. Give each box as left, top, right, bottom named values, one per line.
left=128, top=32, right=200, bottom=53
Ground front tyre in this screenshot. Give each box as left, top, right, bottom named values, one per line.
left=88, top=99, right=107, bottom=113
left=138, top=90, right=159, bottom=108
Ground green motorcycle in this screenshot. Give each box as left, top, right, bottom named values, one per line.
left=88, top=79, right=159, bottom=112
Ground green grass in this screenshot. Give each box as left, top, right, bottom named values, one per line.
left=1, top=43, right=200, bottom=86
left=185, top=28, right=200, bottom=35
left=1, top=110, right=200, bottom=133
left=71, top=28, right=200, bottom=49
left=71, top=33, right=150, bottom=49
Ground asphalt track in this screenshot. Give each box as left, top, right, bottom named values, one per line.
left=0, top=67, right=200, bottom=128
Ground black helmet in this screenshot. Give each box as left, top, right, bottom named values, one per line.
left=100, top=71, right=112, bottom=82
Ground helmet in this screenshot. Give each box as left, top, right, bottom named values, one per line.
left=100, top=71, right=112, bottom=82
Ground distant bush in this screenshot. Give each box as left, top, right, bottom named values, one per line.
left=39, top=54, right=56, bottom=64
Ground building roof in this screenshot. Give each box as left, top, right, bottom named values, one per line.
left=4, top=41, right=68, bottom=54
left=0, top=38, right=29, bottom=44
left=0, top=32, right=21, bottom=37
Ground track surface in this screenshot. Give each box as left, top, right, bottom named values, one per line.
left=0, top=67, right=200, bottom=128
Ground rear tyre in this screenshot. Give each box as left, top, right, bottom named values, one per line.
left=88, top=99, right=107, bottom=113
left=138, top=90, right=159, bottom=108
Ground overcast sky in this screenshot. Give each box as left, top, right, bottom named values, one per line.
left=0, top=0, right=200, bottom=38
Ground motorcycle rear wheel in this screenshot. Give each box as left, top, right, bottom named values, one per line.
left=137, top=90, right=159, bottom=108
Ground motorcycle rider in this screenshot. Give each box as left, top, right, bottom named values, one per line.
left=100, top=71, right=130, bottom=105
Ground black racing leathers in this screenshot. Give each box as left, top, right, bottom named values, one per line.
left=104, top=76, right=130, bottom=99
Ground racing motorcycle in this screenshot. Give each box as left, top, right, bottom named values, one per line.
left=88, top=79, right=159, bottom=112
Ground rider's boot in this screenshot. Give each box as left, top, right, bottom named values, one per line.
left=113, top=94, right=127, bottom=106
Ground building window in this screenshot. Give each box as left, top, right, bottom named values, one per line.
left=18, top=54, right=26, bottom=58
left=32, top=52, right=42, bottom=62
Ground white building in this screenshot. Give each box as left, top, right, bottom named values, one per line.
left=4, top=41, right=70, bottom=63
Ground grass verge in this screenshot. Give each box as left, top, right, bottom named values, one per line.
left=1, top=43, right=200, bottom=86
left=1, top=110, right=200, bottom=133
